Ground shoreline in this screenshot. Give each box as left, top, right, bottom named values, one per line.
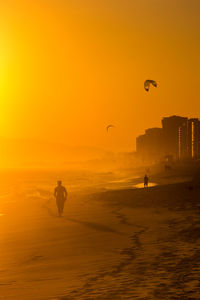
left=60, top=181, right=200, bottom=299
left=1, top=175, right=200, bottom=299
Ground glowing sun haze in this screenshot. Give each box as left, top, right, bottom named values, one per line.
left=0, top=0, right=200, bottom=151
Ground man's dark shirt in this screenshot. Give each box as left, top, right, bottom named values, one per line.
left=54, top=186, right=67, bottom=200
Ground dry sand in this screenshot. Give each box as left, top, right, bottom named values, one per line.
left=0, top=178, right=200, bottom=299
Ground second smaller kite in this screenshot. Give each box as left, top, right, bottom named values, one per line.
left=106, top=125, right=115, bottom=132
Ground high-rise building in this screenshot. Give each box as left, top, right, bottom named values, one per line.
left=136, top=116, right=200, bottom=162
left=136, top=134, right=147, bottom=160
left=178, top=121, right=188, bottom=159
left=187, top=118, right=200, bottom=159
left=162, top=116, right=188, bottom=160
left=136, top=127, right=163, bottom=161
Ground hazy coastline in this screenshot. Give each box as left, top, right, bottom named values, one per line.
left=0, top=167, right=200, bottom=299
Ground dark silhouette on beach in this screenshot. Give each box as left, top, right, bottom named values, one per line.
left=144, top=174, right=149, bottom=187
left=54, top=181, right=67, bottom=216
left=165, top=164, right=172, bottom=171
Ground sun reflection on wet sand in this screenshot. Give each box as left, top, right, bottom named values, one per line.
left=134, top=182, right=157, bottom=188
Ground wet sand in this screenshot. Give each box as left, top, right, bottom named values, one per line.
left=0, top=179, right=200, bottom=299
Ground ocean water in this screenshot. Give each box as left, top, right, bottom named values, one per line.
left=0, top=169, right=197, bottom=299
left=0, top=169, right=134, bottom=299
left=0, top=168, right=141, bottom=201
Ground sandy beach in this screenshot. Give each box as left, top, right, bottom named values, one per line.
left=1, top=0, right=200, bottom=298
left=0, top=171, right=200, bottom=299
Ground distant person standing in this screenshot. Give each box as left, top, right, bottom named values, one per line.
left=144, top=174, right=149, bottom=187
left=54, top=181, right=67, bottom=216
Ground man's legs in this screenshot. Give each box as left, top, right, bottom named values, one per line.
left=60, top=200, right=64, bottom=214
left=56, top=199, right=61, bottom=216
left=56, top=198, right=65, bottom=216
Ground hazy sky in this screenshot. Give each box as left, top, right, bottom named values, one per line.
left=0, top=0, right=200, bottom=151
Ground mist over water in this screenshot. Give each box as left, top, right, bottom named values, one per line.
left=0, top=167, right=198, bottom=299
left=1, top=0, right=200, bottom=297
left=0, top=168, right=141, bottom=200
left=0, top=168, right=138, bottom=299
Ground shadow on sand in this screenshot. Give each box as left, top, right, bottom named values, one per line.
left=43, top=199, right=122, bottom=234
left=42, top=199, right=58, bottom=217
left=66, top=217, right=122, bottom=235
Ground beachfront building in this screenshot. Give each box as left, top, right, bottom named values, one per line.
left=187, top=118, right=200, bottom=159
left=136, top=134, right=146, bottom=159
left=177, top=118, right=200, bottom=160
left=136, top=115, right=200, bottom=162
left=178, top=120, right=188, bottom=160
left=162, top=115, right=188, bottom=160
left=136, top=127, right=164, bottom=162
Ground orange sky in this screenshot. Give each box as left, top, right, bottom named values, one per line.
left=0, top=0, right=200, bottom=151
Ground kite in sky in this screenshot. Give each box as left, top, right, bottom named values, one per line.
left=144, top=79, right=157, bottom=92
left=106, top=125, right=115, bottom=132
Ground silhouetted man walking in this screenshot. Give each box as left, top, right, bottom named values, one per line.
left=144, top=174, right=149, bottom=187
left=54, top=181, right=67, bottom=216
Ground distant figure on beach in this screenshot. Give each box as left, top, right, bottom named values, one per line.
left=54, top=181, right=67, bottom=216
left=165, top=164, right=172, bottom=171
left=144, top=174, right=149, bottom=187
